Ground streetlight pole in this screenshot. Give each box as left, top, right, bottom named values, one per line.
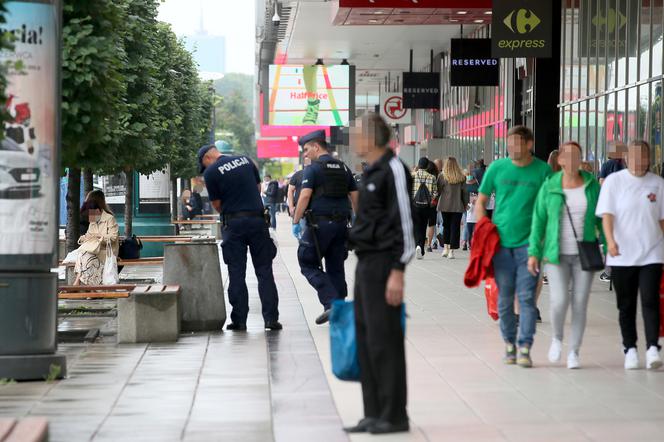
left=209, top=85, right=216, bottom=144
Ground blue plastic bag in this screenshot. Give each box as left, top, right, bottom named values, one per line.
left=330, top=300, right=360, bottom=381
left=330, top=300, right=407, bottom=382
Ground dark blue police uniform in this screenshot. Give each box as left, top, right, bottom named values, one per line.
left=298, top=146, right=357, bottom=311
left=202, top=152, right=279, bottom=327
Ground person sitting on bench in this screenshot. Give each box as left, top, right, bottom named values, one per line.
left=74, top=190, right=119, bottom=286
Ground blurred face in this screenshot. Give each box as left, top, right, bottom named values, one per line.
left=626, top=145, right=650, bottom=176
left=350, top=119, right=373, bottom=158
left=88, top=208, right=102, bottom=222
left=507, top=135, right=533, bottom=161
left=558, top=143, right=582, bottom=174
left=202, top=150, right=218, bottom=170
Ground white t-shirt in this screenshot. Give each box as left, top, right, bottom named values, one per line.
left=595, top=170, right=664, bottom=266
left=560, top=186, right=587, bottom=255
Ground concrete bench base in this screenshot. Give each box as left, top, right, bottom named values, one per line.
left=117, top=286, right=180, bottom=344
left=0, top=354, right=66, bottom=382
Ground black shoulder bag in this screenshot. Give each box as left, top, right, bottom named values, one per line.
left=563, top=199, right=604, bottom=271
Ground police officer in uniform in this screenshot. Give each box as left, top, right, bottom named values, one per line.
left=346, top=113, right=414, bottom=435
left=198, top=144, right=282, bottom=331
left=292, top=130, right=358, bottom=325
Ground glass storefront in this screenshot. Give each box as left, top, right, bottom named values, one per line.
left=560, top=0, right=664, bottom=173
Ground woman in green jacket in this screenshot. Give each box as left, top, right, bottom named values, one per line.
left=527, top=141, right=603, bottom=369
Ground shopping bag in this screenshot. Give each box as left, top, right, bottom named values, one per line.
left=330, top=300, right=360, bottom=381
left=484, top=277, right=499, bottom=321
left=659, top=274, right=664, bottom=337
left=329, top=300, right=407, bottom=382
left=102, top=243, right=119, bottom=285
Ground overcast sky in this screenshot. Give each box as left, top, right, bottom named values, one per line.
left=158, top=0, right=255, bottom=75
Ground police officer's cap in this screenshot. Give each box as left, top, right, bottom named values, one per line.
left=298, top=129, right=327, bottom=147
left=197, top=144, right=215, bottom=174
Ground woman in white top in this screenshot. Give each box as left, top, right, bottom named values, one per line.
left=527, top=142, right=603, bottom=368
left=596, top=140, right=664, bottom=370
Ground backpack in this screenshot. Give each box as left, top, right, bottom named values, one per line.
left=413, top=182, right=432, bottom=208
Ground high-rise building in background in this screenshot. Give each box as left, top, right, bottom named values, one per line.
left=183, top=2, right=226, bottom=80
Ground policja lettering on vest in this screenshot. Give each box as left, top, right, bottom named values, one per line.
left=292, top=129, right=360, bottom=325
left=197, top=143, right=283, bottom=331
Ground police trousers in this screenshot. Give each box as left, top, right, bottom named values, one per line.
left=221, top=217, right=279, bottom=325
left=297, top=219, right=348, bottom=310
left=354, top=253, right=408, bottom=425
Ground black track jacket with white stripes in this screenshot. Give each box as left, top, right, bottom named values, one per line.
left=349, top=149, right=416, bottom=271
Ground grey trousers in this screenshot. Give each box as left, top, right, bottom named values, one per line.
left=545, top=255, right=594, bottom=353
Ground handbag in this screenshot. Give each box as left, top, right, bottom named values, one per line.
left=102, top=243, right=119, bottom=285
left=118, top=234, right=142, bottom=260
left=563, top=199, right=604, bottom=271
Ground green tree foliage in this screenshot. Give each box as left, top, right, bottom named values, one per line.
left=61, top=0, right=213, bottom=241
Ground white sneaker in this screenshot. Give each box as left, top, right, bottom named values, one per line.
left=548, top=339, right=562, bottom=363
left=448, top=250, right=455, bottom=259
left=567, top=351, right=580, bottom=369
left=441, top=246, right=449, bottom=258
left=646, top=346, right=662, bottom=370
left=624, top=348, right=639, bottom=370
left=416, top=246, right=423, bottom=260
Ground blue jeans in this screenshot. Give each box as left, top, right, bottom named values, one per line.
left=492, top=245, right=538, bottom=347
left=266, top=203, right=277, bottom=229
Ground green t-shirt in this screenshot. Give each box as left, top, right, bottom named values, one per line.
left=479, top=157, right=552, bottom=248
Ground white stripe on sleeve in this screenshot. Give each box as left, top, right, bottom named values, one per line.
left=389, top=157, right=416, bottom=264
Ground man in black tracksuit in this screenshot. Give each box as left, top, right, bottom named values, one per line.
left=346, top=113, right=415, bottom=435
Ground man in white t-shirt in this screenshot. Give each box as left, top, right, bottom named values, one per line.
left=596, top=140, right=664, bottom=370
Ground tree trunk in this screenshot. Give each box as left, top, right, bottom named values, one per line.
left=83, top=168, right=94, bottom=195
left=124, top=169, right=134, bottom=238
left=171, top=175, right=179, bottom=221
left=65, top=168, right=81, bottom=253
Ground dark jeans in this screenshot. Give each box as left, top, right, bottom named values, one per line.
left=611, top=264, right=662, bottom=351
left=355, top=253, right=408, bottom=425
left=266, top=203, right=277, bottom=229
left=413, top=207, right=430, bottom=253
left=220, top=217, right=279, bottom=325
left=441, top=212, right=463, bottom=249
left=466, top=222, right=476, bottom=248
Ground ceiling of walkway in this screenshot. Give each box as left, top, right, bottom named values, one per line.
left=278, top=1, right=483, bottom=98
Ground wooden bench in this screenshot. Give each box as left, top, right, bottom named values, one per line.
left=59, top=257, right=164, bottom=268
left=137, top=235, right=192, bottom=243
left=0, top=417, right=48, bottom=442
left=58, top=285, right=181, bottom=344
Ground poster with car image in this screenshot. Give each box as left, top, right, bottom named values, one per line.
left=0, top=1, right=58, bottom=256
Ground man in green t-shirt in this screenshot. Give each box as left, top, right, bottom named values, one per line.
left=476, top=125, right=552, bottom=368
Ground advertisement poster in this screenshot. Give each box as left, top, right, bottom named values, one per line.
left=139, top=169, right=170, bottom=204
left=268, top=65, right=350, bottom=126
left=0, top=1, right=58, bottom=256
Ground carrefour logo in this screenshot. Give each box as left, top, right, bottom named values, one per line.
left=503, top=9, right=541, bottom=34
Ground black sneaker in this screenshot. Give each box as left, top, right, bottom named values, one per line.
left=343, top=417, right=377, bottom=433
left=427, top=247, right=433, bottom=253
left=599, top=272, right=610, bottom=283
left=264, top=321, right=283, bottom=331
left=226, top=323, right=247, bottom=331
left=536, top=308, right=542, bottom=323
left=315, top=309, right=331, bottom=325
left=542, top=275, right=549, bottom=285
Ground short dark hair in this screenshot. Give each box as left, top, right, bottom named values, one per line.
left=507, top=125, right=534, bottom=142
left=560, top=141, right=582, bottom=152
left=309, top=139, right=330, bottom=151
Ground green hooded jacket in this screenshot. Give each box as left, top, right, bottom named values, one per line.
left=528, top=170, right=604, bottom=264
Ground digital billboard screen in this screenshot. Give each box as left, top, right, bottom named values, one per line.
left=268, top=65, right=350, bottom=126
